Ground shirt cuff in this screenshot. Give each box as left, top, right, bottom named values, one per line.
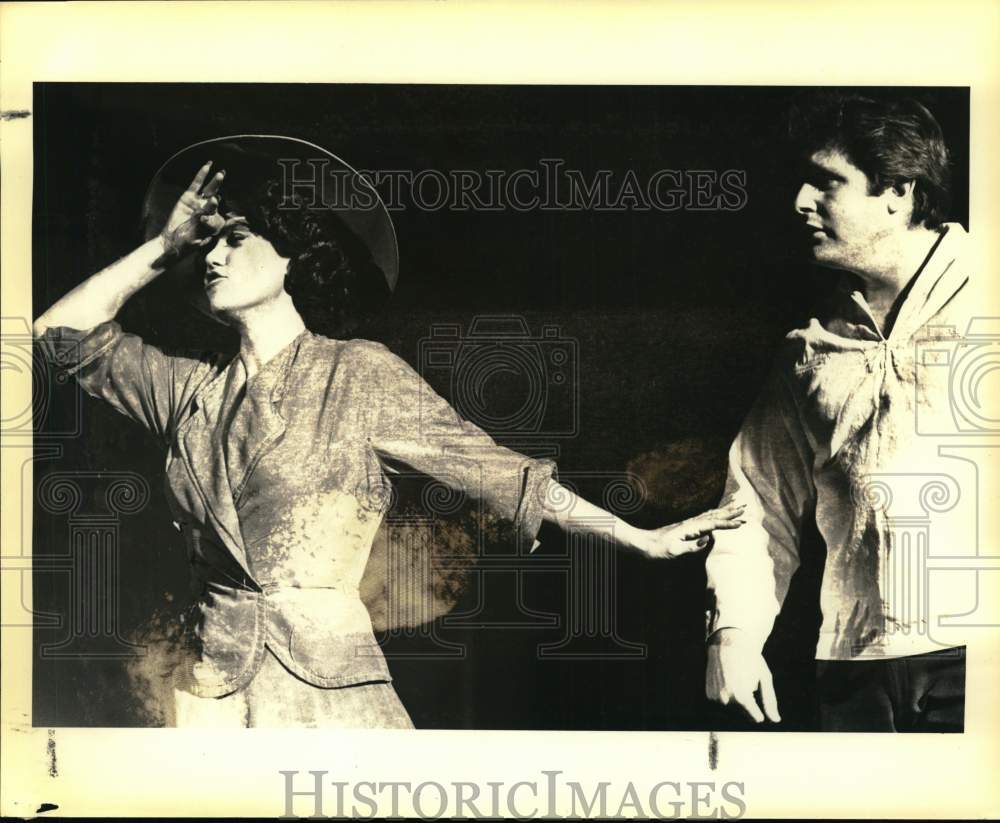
left=37, top=320, right=122, bottom=374
left=705, top=604, right=775, bottom=653
left=512, top=458, right=557, bottom=551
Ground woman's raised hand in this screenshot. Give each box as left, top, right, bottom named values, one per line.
left=642, top=500, right=746, bottom=559
left=161, top=161, right=227, bottom=257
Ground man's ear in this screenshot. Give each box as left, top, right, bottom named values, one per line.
left=886, top=179, right=916, bottom=216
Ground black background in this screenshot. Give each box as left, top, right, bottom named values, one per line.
left=31, top=83, right=969, bottom=730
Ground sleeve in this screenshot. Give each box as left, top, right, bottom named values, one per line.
left=37, top=320, right=214, bottom=445
left=358, top=342, right=557, bottom=549
left=704, top=366, right=816, bottom=653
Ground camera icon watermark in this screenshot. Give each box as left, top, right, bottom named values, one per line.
left=915, top=317, right=1000, bottom=436
left=418, top=316, right=578, bottom=439
left=1, top=316, right=82, bottom=440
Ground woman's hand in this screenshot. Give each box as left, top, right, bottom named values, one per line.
left=161, top=161, right=227, bottom=258
left=641, top=501, right=746, bottom=559
left=33, top=164, right=228, bottom=335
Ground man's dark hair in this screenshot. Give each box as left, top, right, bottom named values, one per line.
left=787, top=92, right=952, bottom=229
left=241, top=179, right=391, bottom=338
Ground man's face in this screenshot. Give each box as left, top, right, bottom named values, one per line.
left=793, top=147, right=898, bottom=275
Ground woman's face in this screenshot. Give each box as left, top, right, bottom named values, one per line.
left=203, top=215, right=290, bottom=317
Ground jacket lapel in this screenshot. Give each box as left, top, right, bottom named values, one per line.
left=173, top=332, right=306, bottom=579
left=175, top=359, right=253, bottom=578
left=229, top=341, right=294, bottom=506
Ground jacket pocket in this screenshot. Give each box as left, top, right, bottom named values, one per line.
left=175, top=585, right=269, bottom=698
left=265, top=587, right=391, bottom=686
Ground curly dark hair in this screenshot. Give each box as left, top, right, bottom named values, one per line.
left=786, top=92, right=952, bottom=230
left=235, top=178, right=391, bottom=338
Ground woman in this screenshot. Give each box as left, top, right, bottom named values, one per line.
left=34, top=136, right=744, bottom=728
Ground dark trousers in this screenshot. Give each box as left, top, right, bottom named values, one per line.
left=815, top=646, right=966, bottom=732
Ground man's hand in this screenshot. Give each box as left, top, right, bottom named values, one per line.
left=705, top=627, right=781, bottom=724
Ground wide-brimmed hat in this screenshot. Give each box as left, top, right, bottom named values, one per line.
left=141, top=135, right=399, bottom=313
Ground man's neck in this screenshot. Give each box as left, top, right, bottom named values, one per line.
left=854, top=225, right=943, bottom=329
left=230, top=297, right=307, bottom=379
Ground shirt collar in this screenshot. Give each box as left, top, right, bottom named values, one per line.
left=193, top=328, right=310, bottom=414
left=831, top=223, right=968, bottom=342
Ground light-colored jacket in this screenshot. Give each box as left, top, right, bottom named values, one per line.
left=41, top=323, right=555, bottom=696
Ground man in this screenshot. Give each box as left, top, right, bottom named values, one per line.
left=705, top=93, right=983, bottom=732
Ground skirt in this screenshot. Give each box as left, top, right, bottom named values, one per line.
left=171, top=646, right=414, bottom=729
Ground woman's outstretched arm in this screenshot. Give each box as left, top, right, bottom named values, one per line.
left=539, top=477, right=745, bottom=559
left=33, top=162, right=225, bottom=336
left=364, top=341, right=746, bottom=560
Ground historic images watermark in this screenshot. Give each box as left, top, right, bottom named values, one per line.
left=14, top=309, right=1000, bottom=668
left=279, top=770, right=747, bottom=820
left=13, top=309, right=654, bottom=667
left=276, top=158, right=749, bottom=213
left=354, top=314, right=650, bottom=661
left=418, top=316, right=578, bottom=439
left=914, top=317, right=1000, bottom=437
left=840, top=316, right=1000, bottom=655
